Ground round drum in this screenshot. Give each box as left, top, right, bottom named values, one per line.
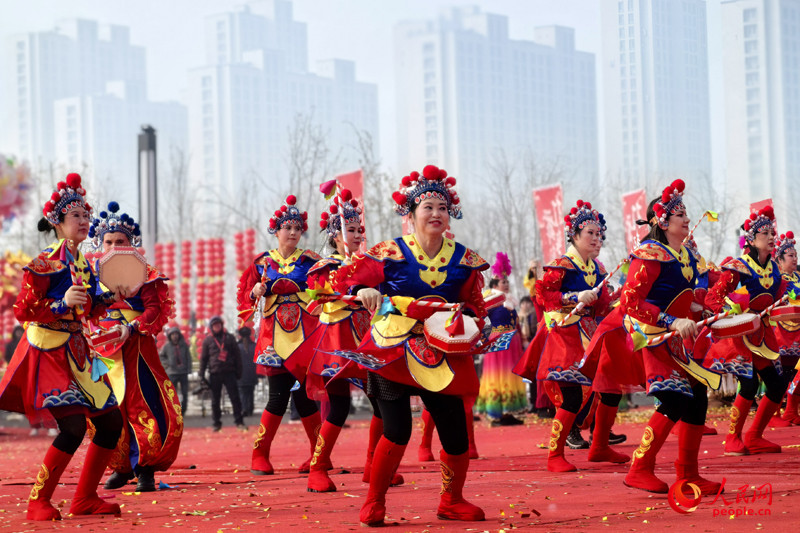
left=423, top=311, right=480, bottom=354
left=769, top=305, right=800, bottom=322
left=711, top=313, right=760, bottom=339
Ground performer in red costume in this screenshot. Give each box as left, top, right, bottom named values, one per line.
left=773, top=231, right=800, bottom=424
left=621, top=180, right=722, bottom=496
left=237, top=195, right=322, bottom=475
left=0, top=174, right=124, bottom=520
left=703, top=206, right=788, bottom=455
left=88, top=202, right=182, bottom=492
left=284, top=188, right=404, bottom=492
left=331, top=165, right=488, bottom=526
left=513, top=200, right=612, bottom=472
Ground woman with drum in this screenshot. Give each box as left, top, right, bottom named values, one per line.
left=284, top=189, right=403, bottom=492
left=703, top=205, right=788, bottom=455
left=513, top=200, right=613, bottom=472
left=236, top=195, right=323, bottom=475
left=88, top=202, right=182, bottom=492
left=773, top=231, right=800, bottom=424
left=619, top=180, right=721, bottom=496
left=0, top=174, right=124, bottom=520
left=331, top=165, right=488, bottom=526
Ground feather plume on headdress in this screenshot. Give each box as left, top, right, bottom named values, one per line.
left=491, top=252, right=512, bottom=279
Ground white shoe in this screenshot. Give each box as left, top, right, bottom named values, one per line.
left=29, top=428, right=39, bottom=436
left=47, top=428, right=59, bottom=437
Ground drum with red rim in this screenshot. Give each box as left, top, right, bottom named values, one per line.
left=423, top=311, right=480, bottom=354
left=710, top=313, right=760, bottom=339
left=769, top=305, right=800, bottom=322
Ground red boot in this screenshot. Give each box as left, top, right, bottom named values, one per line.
left=703, top=424, right=717, bottom=435
left=588, top=403, right=629, bottom=463
left=298, top=412, right=324, bottom=473
left=437, top=450, right=485, bottom=521
left=363, top=416, right=404, bottom=486
left=360, top=437, right=407, bottom=527
left=26, top=446, right=73, bottom=521
left=675, top=422, right=723, bottom=496
left=724, top=395, right=752, bottom=456
left=418, top=409, right=435, bottom=462
left=465, top=400, right=479, bottom=459
left=624, top=411, right=674, bottom=493
left=768, top=395, right=792, bottom=427
left=547, top=409, right=577, bottom=472
left=783, top=393, right=800, bottom=425
left=307, top=422, right=342, bottom=492
left=251, top=410, right=281, bottom=474
left=744, top=397, right=782, bottom=454
left=68, top=443, right=122, bottom=516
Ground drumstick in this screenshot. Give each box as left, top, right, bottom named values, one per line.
left=64, top=242, right=103, bottom=369
left=759, top=295, right=789, bottom=318
left=556, top=255, right=630, bottom=327
left=645, top=309, right=733, bottom=346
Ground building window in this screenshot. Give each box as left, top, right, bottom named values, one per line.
left=744, top=24, right=757, bottom=38
left=745, top=40, right=758, bottom=54
left=746, top=72, right=759, bottom=86
left=202, top=76, right=212, bottom=88
left=743, top=8, right=757, bottom=23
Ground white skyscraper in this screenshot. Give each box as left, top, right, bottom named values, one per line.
left=722, top=0, right=800, bottom=223
left=394, top=7, right=598, bottom=192
left=601, top=0, right=712, bottom=190
left=11, top=19, right=187, bottom=209
left=187, top=0, right=378, bottom=208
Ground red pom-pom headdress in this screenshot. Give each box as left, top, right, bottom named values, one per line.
left=319, top=187, right=362, bottom=237
left=392, top=165, right=462, bottom=219
left=651, top=179, right=686, bottom=227
left=42, top=173, right=92, bottom=225
left=268, top=195, right=308, bottom=235
left=774, top=231, right=795, bottom=258
left=742, top=205, right=775, bottom=247
left=563, top=199, right=606, bottom=239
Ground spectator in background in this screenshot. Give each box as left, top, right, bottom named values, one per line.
left=4, top=325, right=24, bottom=364
left=160, top=326, right=191, bottom=410
left=200, top=316, right=246, bottom=432
left=237, top=326, right=258, bottom=417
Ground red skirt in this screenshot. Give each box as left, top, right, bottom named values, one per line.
left=254, top=303, right=319, bottom=377
left=580, top=308, right=645, bottom=394
left=285, top=309, right=371, bottom=402
left=0, top=332, right=117, bottom=428
left=96, top=333, right=183, bottom=473
left=700, top=319, right=778, bottom=378
left=515, top=317, right=595, bottom=386
left=641, top=338, right=693, bottom=397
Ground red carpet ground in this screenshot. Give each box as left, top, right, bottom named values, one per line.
left=0, top=406, right=797, bottom=532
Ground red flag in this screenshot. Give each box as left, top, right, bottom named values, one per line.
left=532, top=184, right=565, bottom=263
left=750, top=198, right=776, bottom=234
left=335, top=170, right=367, bottom=253
left=622, top=189, right=648, bottom=251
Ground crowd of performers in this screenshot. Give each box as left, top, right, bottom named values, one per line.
left=2, top=168, right=800, bottom=526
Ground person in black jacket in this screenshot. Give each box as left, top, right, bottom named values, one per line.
left=237, top=327, right=259, bottom=417
left=200, top=316, right=246, bottom=431
left=159, top=327, right=191, bottom=410
left=3, top=325, right=24, bottom=364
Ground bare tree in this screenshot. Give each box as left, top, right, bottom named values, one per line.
left=351, top=127, right=398, bottom=245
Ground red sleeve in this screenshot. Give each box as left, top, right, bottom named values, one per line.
left=620, top=258, right=664, bottom=325
left=704, top=270, right=739, bottom=314
left=537, top=268, right=566, bottom=312
left=132, top=280, right=175, bottom=336
left=458, top=270, right=487, bottom=323
left=778, top=278, right=788, bottom=300
left=237, top=262, right=261, bottom=313
left=13, top=271, right=68, bottom=323
left=330, top=254, right=385, bottom=294
left=307, top=263, right=334, bottom=290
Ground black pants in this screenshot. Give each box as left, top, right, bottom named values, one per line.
left=265, top=372, right=318, bottom=418
left=324, top=380, right=352, bottom=427
left=209, top=372, right=244, bottom=426
left=738, top=364, right=787, bottom=404
left=376, top=390, right=468, bottom=456
left=239, top=384, right=256, bottom=417
left=51, top=407, right=124, bottom=454
left=168, top=373, right=189, bottom=411
left=652, top=383, right=708, bottom=425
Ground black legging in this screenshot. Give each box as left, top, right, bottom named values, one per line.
left=556, top=383, right=583, bottom=414
left=325, top=380, right=352, bottom=427
left=738, top=364, right=787, bottom=403
left=52, top=408, right=123, bottom=454
left=265, top=372, right=318, bottom=418
left=376, top=390, right=467, bottom=455
left=600, top=392, right=622, bottom=407
left=652, top=383, right=708, bottom=425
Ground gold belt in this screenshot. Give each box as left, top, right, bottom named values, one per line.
left=30, top=320, right=82, bottom=333
left=276, top=294, right=300, bottom=303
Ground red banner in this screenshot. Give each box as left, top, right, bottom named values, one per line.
left=622, top=189, right=648, bottom=251
left=336, top=170, right=367, bottom=253
left=532, top=184, right=565, bottom=263
left=750, top=198, right=773, bottom=214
